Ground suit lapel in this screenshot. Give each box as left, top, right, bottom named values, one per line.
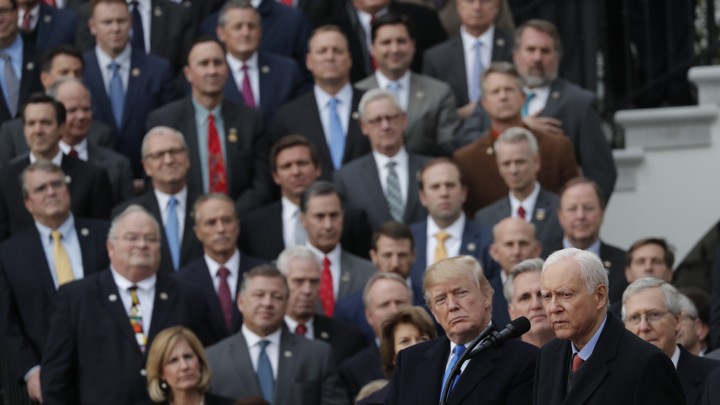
left=147, top=274, right=175, bottom=342
left=189, top=261, right=229, bottom=335
left=406, top=74, right=423, bottom=127
left=229, top=333, right=263, bottom=396
left=36, top=5, right=51, bottom=47
left=84, top=52, right=114, bottom=126
left=98, top=271, right=139, bottom=350
left=123, top=51, right=145, bottom=130
left=448, top=38, right=468, bottom=104
left=410, top=223, right=428, bottom=290
left=404, top=154, right=424, bottom=222
left=76, top=220, right=99, bottom=277
left=338, top=251, right=354, bottom=298
left=305, top=93, right=334, bottom=175
left=149, top=0, right=164, bottom=52
left=363, top=155, right=389, bottom=215
left=540, top=80, right=563, bottom=118
left=22, top=229, right=57, bottom=301
left=18, top=42, right=37, bottom=103
left=275, top=329, right=299, bottom=404
left=343, top=89, right=364, bottom=164
left=416, top=338, right=450, bottom=403
left=490, top=31, right=510, bottom=61
left=221, top=102, right=241, bottom=197
left=450, top=344, right=501, bottom=403
left=258, top=53, right=272, bottom=111
left=178, top=99, right=203, bottom=195
left=459, top=221, right=479, bottom=256
left=180, top=191, right=198, bottom=263
left=224, top=72, right=244, bottom=105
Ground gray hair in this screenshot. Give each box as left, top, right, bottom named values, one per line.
left=141, top=126, right=188, bottom=159
left=543, top=248, right=608, bottom=293
left=358, top=88, right=401, bottom=119
left=46, top=77, right=91, bottom=102
left=621, top=277, right=682, bottom=321
left=20, top=160, right=66, bottom=199
left=678, top=293, right=698, bottom=319
left=108, top=204, right=160, bottom=241
left=362, top=271, right=412, bottom=308
left=503, top=258, right=544, bottom=302
left=276, top=246, right=321, bottom=275
left=494, top=127, right=539, bottom=156
left=217, top=0, right=257, bottom=27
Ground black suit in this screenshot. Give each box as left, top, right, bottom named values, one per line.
left=41, top=270, right=215, bottom=405
left=0, top=218, right=109, bottom=382
left=677, top=346, right=720, bottom=405
left=0, top=40, right=42, bottom=126
left=0, top=155, right=113, bottom=240
left=22, top=4, right=77, bottom=53
left=702, top=366, right=720, bottom=405
left=146, top=97, right=272, bottom=214
left=338, top=344, right=384, bottom=400
left=175, top=252, right=267, bottom=339
left=270, top=88, right=371, bottom=180
left=385, top=331, right=537, bottom=404
left=312, top=314, right=366, bottom=365
left=533, top=314, right=685, bottom=405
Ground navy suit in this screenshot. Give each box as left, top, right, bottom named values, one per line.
left=175, top=252, right=267, bottom=339
left=488, top=273, right=510, bottom=328
left=312, top=314, right=366, bottom=365
left=338, top=344, right=384, bottom=400
left=0, top=218, right=109, bottom=383
left=0, top=40, right=42, bottom=126
left=82, top=49, right=176, bottom=177
left=24, top=4, right=77, bottom=53
left=677, top=346, right=720, bottom=405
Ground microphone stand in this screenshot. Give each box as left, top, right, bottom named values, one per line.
left=438, top=323, right=494, bottom=405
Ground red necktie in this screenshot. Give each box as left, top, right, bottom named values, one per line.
left=295, top=323, right=307, bottom=336
left=67, top=148, right=78, bottom=158
left=240, top=64, right=256, bottom=108
left=571, top=354, right=585, bottom=373
left=517, top=206, right=526, bottom=220
left=207, top=114, right=227, bottom=193
left=20, top=11, right=31, bottom=32
left=369, top=14, right=377, bottom=71
left=217, top=267, right=233, bottom=332
left=319, top=257, right=335, bottom=317
left=280, top=0, right=293, bottom=6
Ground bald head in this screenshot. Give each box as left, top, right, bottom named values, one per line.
left=490, top=217, right=541, bottom=275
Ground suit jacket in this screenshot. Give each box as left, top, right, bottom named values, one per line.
left=677, top=346, right=720, bottom=405
left=0, top=40, right=42, bottom=126
left=0, top=155, right=113, bottom=240
left=24, top=4, right=76, bottom=53
left=702, top=366, right=720, bottom=405
left=41, top=270, right=216, bottom=405
left=474, top=187, right=563, bottom=258
left=355, top=73, right=460, bottom=157
left=334, top=152, right=429, bottom=231
left=237, top=201, right=373, bottom=260
left=312, top=314, right=366, bottom=365
left=488, top=273, right=510, bottom=327
left=297, top=0, right=339, bottom=25
left=338, top=344, right=384, bottom=400
left=422, top=28, right=514, bottom=107
left=336, top=250, right=375, bottom=302
left=0, top=218, right=109, bottom=382
left=146, top=97, right=272, bottom=213
left=0, top=118, right=114, bottom=168
left=270, top=88, right=371, bottom=180
left=329, top=1, right=447, bottom=83
left=453, top=129, right=579, bottom=215
left=205, top=328, right=348, bottom=405
left=83, top=48, right=176, bottom=177
left=385, top=331, right=537, bottom=404
left=175, top=252, right=268, bottom=340
left=86, top=141, right=134, bottom=204
left=114, top=189, right=203, bottom=274
left=533, top=313, right=685, bottom=405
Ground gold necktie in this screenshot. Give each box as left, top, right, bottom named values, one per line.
left=51, top=230, right=74, bottom=286
left=433, top=231, right=450, bottom=264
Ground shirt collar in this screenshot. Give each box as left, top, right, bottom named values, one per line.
left=313, top=83, right=352, bottom=108
left=460, top=24, right=495, bottom=49
left=509, top=182, right=540, bottom=212
left=204, top=249, right=241, bottom=275
left=571, top=315, right=607, bottom=361
left=153, top=186, right=187, bottom=212
left=284, top=315, right=315, bottom=333
left=34, top=214, right=74, bottom=238
left=30, top=150, right=63, bottom=166
left=375, top=70, right=411, bottom=91
left=227, top=51, right=258, bottom=73
left=191, top=97, right=222, bottom=123
left=281, top=196, right=300, bottom=222
left=372, top=146, right=407, bottom=164
left=110, top=265, right=157, bottom=292
left=427, top=212, right=466, bottom=240
left=59, top=139, right=88, bottom=156
left=306, top=241, right=341, bottom=265
left=95, top=44, right=132, bottom=70
left=670, top=345, right=681, bottom=368
left=242, top=323, right=282, bottom=345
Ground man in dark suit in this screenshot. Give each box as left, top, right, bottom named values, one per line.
left=0, top=160, right=109, bottom=403
left=238, top=134, right=372, bottom=260
left=40, top=205, right=215, bottom=405
left=147, top=38, right=271, bottom=214
left=277, top=245, right=365, bottom=364
left=624, top=237, right=674, bottom=284
left=0, top=93, right=112, bottom=240
left=535, top=248, right=684, bottom=404
left=422, top=0, right=512, bottom=120
left=386, top=255, right=538, bottom=404
left=205, top=265, right=348, bottom=404
left=622, top=277, right=720, bottom=405
left=409, top=158, right=495, bottom=302
left=116, top=126, right=202, bottom=273
left=18, top=0, right=76, bottom=53
left=474, top=126, right=563, bottom=255
left=176, top=193, right=266, bottom=339
left=270, top=26, right=370, bottom=180
left=82, top=0, right=176, bottom=177
left=215, top=0, right=304, bottom=130
left=504, top=257, right=555, bottom=348
left=452, top=63, right=579, bottom=214
left=335, top=89, right=429, bottom=231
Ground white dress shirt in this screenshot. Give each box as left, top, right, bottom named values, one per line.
left=375, top=70, right=411, bottom=111
left=227, top=52, right=260, bottom=106
left=314, top=83, right=352, bottom=144
left=426, top=213, right=466, bottom=266
left=95, top=44, right=132, bottom=94
left=372, top=148, right=409, bottom=206
left=281, top=196, right=304, bottom=248
left=284, top=315, right=316, bottom=339
left=29, top=150, right=62, bottom=166
left=111, top=267, right=156, bottom=333
left=204, top=249, right=241, bottom=300
left=59, top=139, right=89, bottom=161
left=460, top=25, right=494, bottom=100
left=523, top=85, right=550, bottom=116
left=17, top=5, right=39, bottom=31
left=306, top=242, right=342, bottom=299
left=509, top=182, right=541, bottom=223
left=153, top=186, right=187, bottom=242
left=242, top=325, right=281, bottom=379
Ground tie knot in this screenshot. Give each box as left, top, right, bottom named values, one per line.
left=128, top=285, right=138, bottom=293
left=386, top=160, right=397, bottom=169
left=217, top=266, right=230, bottom=279
left=328, top=98, right=338, bottom=109
left=295, top=323, right=307, bottom=336
left=323, top=256, right=331, bottom=267
left=388, top=81, right=401, bottom=91
left=109, top=61, right=120, bottom=72
left=51, top=229, right=62, bottom=241
left=131, top=0, right=139, bottom=6
left=242, top=64, right=249, bottom=73
left=168, top=196, right=178, bottom=208
left=208, top=113, right=216, bottom=124
left=258, top=340, right=270, bottom=350
left=0, top=53, right=10, bottom=63
left=474, top=40, right=482, bottom=50
left=436, top=231, right=450, bottom=243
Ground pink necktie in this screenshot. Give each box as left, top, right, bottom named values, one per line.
left=241, top=64, right=256, bottom=108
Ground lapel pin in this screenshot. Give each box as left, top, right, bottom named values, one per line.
left=159, top=292, right=168, bottom=300
left=415, top=91, right=424, bottom=99
left=81, top=228, right=89, bottom=236
left=261, top=65, right=270, bottom=74
left=351, top=111, right=359, bottom=120
left=131, top=68, right=141, bottom=77
left=228, top=128, right=238, bottom=143
left=341, top=272, right=351, bottom=283
left=64, top=175, right=72, bottom=184
left=26, top=62, right=34, bottom=71
left=603, top=260, right=612, bottom=269
left=467, top=242, right=476, bottom=252
left=496, top=38, right=505, bottom=47
left=109, top=294, right=117, bottom=302
left=551, top=91, right=560, bottom=99
left=284, top=350, right=293, bottom=358
left=43, top=15, right=51, bottom=23
left=486, top=146, right=493, bottom=155
left=320, top=331, right=329, bottom=340
left=535, top=209, right=546, bottom=221
left=153, top=7, right=162, bottom=17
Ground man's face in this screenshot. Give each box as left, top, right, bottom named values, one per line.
left=370, top=236, right=415, bottom=279
left=481, top=72, right=524, bottom=123
left=40, top=54, right=84, bottom=89
left=238, top=276, right=287, bottom=337
left=285, top=258, right=321, bottom=321
left=490, top=219, right=541, bottom=275
left=365, top=278, right=411, bottom=337
left=456, top=0, right=499, bottom=36
left=513, top=27, right=559, bottom=88
left=557, top=183, right=604, bottom=247
left=301, top=193, right=343, bottom=253
left=107, top=211, right=161, bottom=280
left=495, top=140, right=539, bottom=193
left=193, top=198, right=240, bottom=260
left=23, top=103, right=62, bottom=158
left=271, top=146, right=321, bottom=200
left=0, top=0, right=18, bottom=48
left=142, top=131, right=190, bottom=188
left=371, top=23, right=415, bottom=78
left=360, top=97, right=407, bottom=157
left=419, top=162, right=467, bottom=225
left=623, top=287, right=679, bottom=358
left=184, top=42, right=228, bottom=99
left=625, top=243, right=672, bottom=283
left=676, top=312, right=703, bottom=353
left=89, top=2, right=131, bottom=57
left=23, top=169, right=71, bottom=226
left=508, top=271, right=551, bottom=336
left=540, top=258, right=607, bottom=346
left=55, top=82, right=92, bottom=145
left=306, top=30, right=352, bottom=86
left=352, top=0, right=390, bottom=14
left=427, top=273, right=491, bottom=344
left=216, top=7, right=261, bottom=61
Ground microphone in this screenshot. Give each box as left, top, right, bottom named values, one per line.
left=467, top=316, right=531, bottom=358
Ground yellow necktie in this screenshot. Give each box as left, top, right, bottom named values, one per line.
left=433, top=231, right=450, bottom=264
left=51, top=230, right=74, bottom=286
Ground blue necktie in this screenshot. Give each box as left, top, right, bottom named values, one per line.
left=441, top=344, right=466, bottom=396
left=256, top=340, right=275, bottom=403
left=130, top=1, right=145, bottom=52
left=328, top=98, right=345, bottom=169
left=522, top=92, right=536, bottom=117
left=0, top=53, right=18, bottom=117
left=108, top=62, right=124, bottom=128
left=470, top=40, right=483, bottom=103
left=387, top=81, right=401, bottom=106
left=165, top=197, right=180, bottom=271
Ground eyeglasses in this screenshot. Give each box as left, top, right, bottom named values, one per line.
left=625, top=310, right=670, bottom=326
left=143, top=147, right=186, bottom=161
left=114, top=233, right=160, bottom=245
left=365, top=113, right=402, bottom=127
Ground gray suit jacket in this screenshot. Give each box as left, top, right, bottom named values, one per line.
left=334, top=152, right=429, bottom=231
left=87, top=141, right=134, bottom=204
left=355, top=73, right=460, bottom=156
left=205, top=328, right=348, bottom=405
left=0, top=118, right=113, bottom=168
left=337, top=250, right=375, bottom=301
